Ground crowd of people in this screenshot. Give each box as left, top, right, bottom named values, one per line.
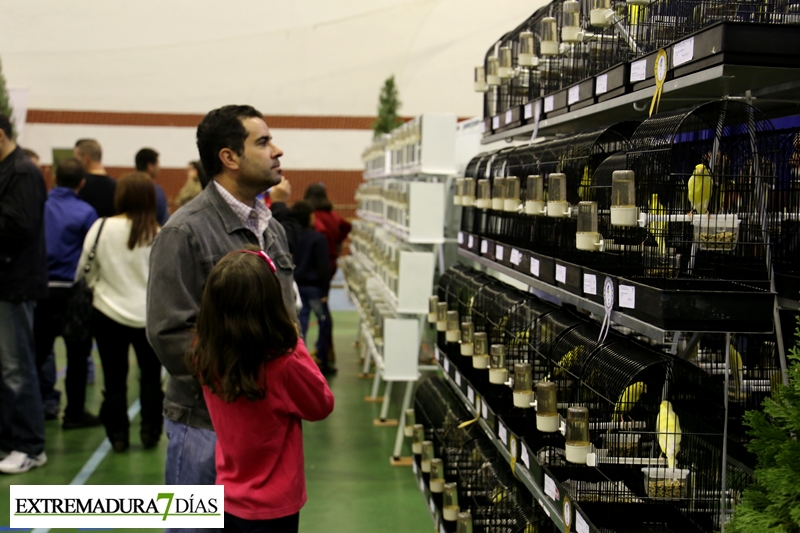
left=0, top=105, right=350, bottom=532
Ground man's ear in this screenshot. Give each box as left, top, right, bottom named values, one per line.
left=219, top=148, right=239, bottom=172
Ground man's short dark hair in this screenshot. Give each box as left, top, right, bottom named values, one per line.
left=55, top=158, right=85, bottom=189
left=75, top=139, right=102, bottom=162
left=291, top=200, right=314, bottom=229
left=196, top=105, right=264, bottom=178
left=135, top=148, right=159, bottom=171
left=0, top=114, right=13, bottom=139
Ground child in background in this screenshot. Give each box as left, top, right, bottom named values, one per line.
left=291, top=201, right=334, bottom=375
left=188, top=248, right=334, bottom=533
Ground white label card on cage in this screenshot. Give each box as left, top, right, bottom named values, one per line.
left=510, top=248, right=523, bottom=266
left=492, top=116, right=500, bottom=130
left=429, top=498, right=436, bottom=514
left=524, top=102, right=533, bottom=119
left=544, top=95, right=555, bottom=113
left=481, top=240, right=489, bottom=254
left=413, top=461, right=418, bottom=475
left=568, top=85, right=581, bottom=105
left=619, top=285, right=636, bottom=309
left=544, top=475, right=558, bottom=501
left=480, top=121, right=486, bottom=134
left=596, top=73, right=608, bottom=95
left=584, top=274, right=597, bottom=295
left=530, top=258, right=540, bottom=277
left=556, top=265, right=567, bottom=284
left=495, top=245, right=504, bottom=261
left=468, top=235, right=474, bottom=249
left=506, top=109, right=513, bottom=124
left=443, top=357, right=450, bottom=373
left=455, top=371, right=462, bottom=386
left=498, top=423, right=508, bottom=445
left=467, top=386, right=475, bottom=404
left=434, top=346, right=440, bottom=362
left=509, top=435, right=518, bottom=461
left=576, top=512, right=589, bottom=533
left=457, top=232, right=464, bottom=245
left=673, top=37, right=694, bottom=67
left=630, top=59, right=647, bottom=82
left=481, top=399, right=488, bottom=419
left=520, top=445, right=530, bottom=468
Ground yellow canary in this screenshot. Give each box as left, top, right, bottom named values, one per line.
left=544, top=345, right=585, bottom=382
left=656, top=401, right=682, bottom=470
left=729, top=345, right=744, bottom=401
left=687, top=163, right=713, bottom=214
left=648, top=194, right=667, bottom=254
left=578, top=165, right=592, bottom=201
left=612, top=382, right=646, bottom=423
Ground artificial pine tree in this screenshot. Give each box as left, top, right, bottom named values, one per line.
left=372, top=75, right=402, bottom=139
left=728, top=316, right=800, bottom=533
left=0, top=57, right=14, bottom=138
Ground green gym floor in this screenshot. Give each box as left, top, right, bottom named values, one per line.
left=0, top=311, right=433, bottom=532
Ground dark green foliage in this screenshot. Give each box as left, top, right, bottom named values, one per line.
left=728, top=316, right=800, bottom=533
left=0, top=57, right=14, bottom=138
left=372, top=75, right=402, bottom=139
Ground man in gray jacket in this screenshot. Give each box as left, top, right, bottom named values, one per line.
left=146, top=105, right=296, bottom=532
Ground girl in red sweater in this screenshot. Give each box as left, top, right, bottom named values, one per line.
left=189, top=248, right=334, bottom=533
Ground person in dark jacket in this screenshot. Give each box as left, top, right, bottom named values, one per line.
left=291, top=201, right=334, bottom=375
left=0, top=113, right=48, bottom=474
left=135, top=147, right=170, bottom=226
left=268, top=176, right=301, bottom=253
left=74, top=138, right=117, bottom=218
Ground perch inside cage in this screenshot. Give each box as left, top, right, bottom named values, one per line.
left=576, top=201, right=604, bottom=251
left=525, top=175, right=546, bottom=215
left=541, top=17, right=559, bottom=56
left=591, top=0, right=613, bottom=27
left=476, top=179, right=492, bottom=209
left=461, top=322, right=475, bottom=356
left=536, top=381, right=559, bottom=432
left=489, top=344, right=508, bottom=384
left=487, top=56, right=500, bottom=87
left=565, top=406, right=591, bottom=464
left=473, top=332, right=489, bottom=369
left=518, top=31, right=539, bottom=67
left=447, top=311, right=461, bottom=343
left=610, top=169, right=638, bottom=226
left=547, top=173, right=570, bottom=217
left=474, top=66, right=488, bottom=93
left=498, top=47, right=513, bottom=79
left=436, top=302, right=448, bottom=332
left=562, top=0, right=583, bottom=43
left=492, top=177, right=506, bottom=211
left=513, top=363, right=533, bottom=408
left=404, top=409, right=415, bottom=437
left=462, top=178, right=476, bottom=207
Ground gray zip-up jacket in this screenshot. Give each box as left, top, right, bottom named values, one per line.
left=146, top=182, right=297, bottom=430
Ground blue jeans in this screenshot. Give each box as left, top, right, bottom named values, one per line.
left=164, top=418, right=217, bottom=533
left=298, top=285, right=331, bottom=367
left=0, top=301, right=46, bottom=455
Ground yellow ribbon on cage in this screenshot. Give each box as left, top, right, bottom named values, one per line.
left=649, top=49, right=669, bottom=117
left=458, top=395, right=481, bottom=428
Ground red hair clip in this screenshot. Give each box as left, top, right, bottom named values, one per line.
left=239, top=249, right=277, bottom=273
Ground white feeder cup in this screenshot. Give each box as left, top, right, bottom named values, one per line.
left=453, top=178, right=464, bottom=206
left=412, top=424, right=425, bottom=455
left=456, top=511, right=473, bottom=533
left=487, top=57, right=501, bottom=87
left=536, top=381, right=560, bottom=432
left=443, top=483, right=459, bottom=522
left=513, top=363, right=533, bottom=408
left=474, top=66, right=488, bottom=93
left=610, top=170, right=639, bottom=227
left=518, top=31, right=539, bottom=67
left=460, top=322, right=474, bottom=356
left=546, top=173, right=570, bottom=218
left=491, top=177, right=506, bottom=211
left=421, top=441, right=434, bottom=473
left=541, top=17, right=559, bottom=56
left=561, top=1, right=582, bottom=43
left=446, top=311, right=460, bottom=343
left=476, top=179, right=492, bottom=209
left=404, top=409, right=416, bottom=437
left=498, top=47, right=513, bottom=79
left=489, top=345, right=508, bottom=384
left=429, top=459, right=445, bottom=493
left=576, top=201, right=604, bottom=252
left=525, top=175, right=547, bottom=215
left=472, top=332, right=489, bottom=369
left=436, top=302, right=448, bottom=332
left=591, top=0, right=613, bottom=27
left=565, top=406, right=592, bottom=464
left=428, top=296, right=439, bottom=324
left=462, top=178, right=476, bottom=207
left=505, top=177, right=522, bottom=212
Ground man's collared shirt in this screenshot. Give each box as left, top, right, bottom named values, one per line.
left=212, top=181, right=271, bottom=249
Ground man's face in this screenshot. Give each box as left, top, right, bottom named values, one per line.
left=236, top=117, right=283, bottom=191
left=147, top=158, right=160, bottom=179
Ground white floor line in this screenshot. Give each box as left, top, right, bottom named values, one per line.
left=30, top=399, right=142, bottom=533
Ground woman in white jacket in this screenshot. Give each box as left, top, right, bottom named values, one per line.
left=77, top=172, right=163, bottom=452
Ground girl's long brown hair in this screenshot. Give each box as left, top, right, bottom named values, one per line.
left=187, top=247, right=298, bottom=402
left=114, top=172, right=160, bottom=250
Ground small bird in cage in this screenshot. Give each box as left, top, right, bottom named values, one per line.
left=543, top=345, right=585, bottom=382
left=687, top=163, right=713, bottom=217
left=729, top=344, right=744, bottom=402
left=612, top=381, right=646, bottom=424
left=656, top=400, right=682, bottom=469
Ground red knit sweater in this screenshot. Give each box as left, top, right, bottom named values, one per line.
left=203, top=339, right=334, bottom=520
